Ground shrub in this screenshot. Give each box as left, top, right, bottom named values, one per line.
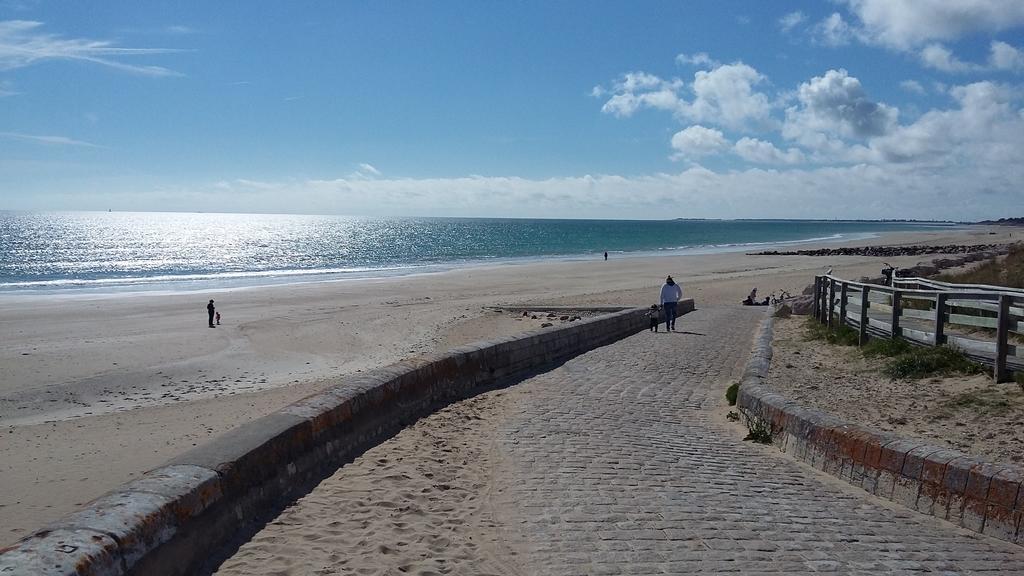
left=804, top=318, right=859, bottom=346
left=884, top=345, right=985, bottom=379
left=937, top=243, right=1024, bottom=288
left=725, top=382, right=739, bottom=406
left=740, top=409, right=773, bottom=444
left=862, top=337, right=912, bottom=357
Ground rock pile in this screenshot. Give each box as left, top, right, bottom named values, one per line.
left=750, top=243, right=1008, bottom=257
left=784, top=244, right=1014, bottom=315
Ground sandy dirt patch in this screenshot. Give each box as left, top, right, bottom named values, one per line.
left=765, top=315, right=1024, bottom=465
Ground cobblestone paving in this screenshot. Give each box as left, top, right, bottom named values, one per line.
left=220, top=306, right=1024, bottom=575
left=489, top=306, right=1024, bottom=575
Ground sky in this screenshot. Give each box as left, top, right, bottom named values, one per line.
left=1, top=1, right=1023, bottom=220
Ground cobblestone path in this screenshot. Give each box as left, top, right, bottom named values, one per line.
left=219, top=306, right=1024, bottom=575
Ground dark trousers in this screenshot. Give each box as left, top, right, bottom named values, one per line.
left=208, top=311, right=215, bottom=326
left=663, top=301, right=678, bottom=330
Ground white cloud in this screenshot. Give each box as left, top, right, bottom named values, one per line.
left=842, top=0, right=1024, bottom=50
left=670, top=125, right=728, bottom=159
left=869, top=81, right=1023, bottom=167
left=357, top=163, right=381, bottom=176
left=814, top=13, right=856, bottom=46
left=597, top=64, right=773, bottom=130
left=597, top=72, right=684, bottom=118
left=0, top=131, right=99, bottom=146
left=989, top=41, right=1024, bottom=72
left=919, top=40, right=1024, bottom=74
left=899, top=79, right=926, bottom=94
left=77, top=158, right=1015, bottom=221
left=783, top=69, right=898, bottom=147
left=733, top=137, right=805, bottom=165
left=920, top=43, right=981, bottom=72
left=778, top=11, right=806, bottom=33
left=165, top=25, right=196, bottom=35
left=0, top=20, right=184, bottom=76
left=675, top=52, right=719, bottom=68
left=685, top=63, right=773, bottom=130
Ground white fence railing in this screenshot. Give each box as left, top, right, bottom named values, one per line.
left=813, top=275, right=1023, bottom=382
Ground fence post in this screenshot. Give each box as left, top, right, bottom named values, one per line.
left=827, top=278, right=836, bottom=328
left=820, top=277, right=828, bottom=324
left=813, top=276, right=821, bottom=321
left=995, top=294, right=1011, bottom=383
left=890, top=289, right=902, bottom=339
left=839, top=282, right=848, bottom=326
left=934, top=293, right=947, bottom=346
left=859, top=285, right=869, bottom=346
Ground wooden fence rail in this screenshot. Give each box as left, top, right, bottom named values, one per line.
left=813, top=275, right=1023, bottom=382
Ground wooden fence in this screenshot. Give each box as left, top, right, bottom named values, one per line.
left=813, top=275, right=1024, bottom=382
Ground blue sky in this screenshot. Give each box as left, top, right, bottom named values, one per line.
left=1, top=1, right=1023, bottom=220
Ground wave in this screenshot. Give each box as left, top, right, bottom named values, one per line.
left=0, top=265, right=422, bottom=289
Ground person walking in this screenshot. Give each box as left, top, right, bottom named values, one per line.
left=660, top=275, right=682, bottom=332
left=207, top=299, right=216, bottom=328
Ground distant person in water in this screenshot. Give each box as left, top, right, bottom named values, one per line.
left=604, top=251, right=608, bottom=261
left=660, top=276, right=683, bottom=332
left=207, top=299, right=216, bottom=328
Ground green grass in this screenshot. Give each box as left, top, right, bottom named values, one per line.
left=883, top=345, right=985, bottom=379
left=804, top=317, right=860, bottom=346
left=725, top=382, right=739, bottom=406
left=936, top=242, right=1024, bottom=288
left=862, top=337, right=912, bottom=357
left=739, top=409, right=773, bottom=444
left=799, top=315, right=986, bottom=381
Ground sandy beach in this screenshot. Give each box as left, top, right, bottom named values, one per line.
left=0, top=225, right=1015, bottom=544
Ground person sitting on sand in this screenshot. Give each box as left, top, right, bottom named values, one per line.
left=207, top=299, right=216, bottom=328
left=660, top=276, right=683, bottom=331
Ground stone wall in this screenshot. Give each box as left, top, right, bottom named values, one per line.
left=0, top=300, right=695, bottom=576
left=738, top=316, right=1023, bottom=547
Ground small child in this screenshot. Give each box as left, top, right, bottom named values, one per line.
left=215, top=311, right=221, bottom=325
left=647, top=304, right=660, bottom=332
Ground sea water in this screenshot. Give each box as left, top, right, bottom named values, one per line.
left=0, top=211, right=952, bottom=293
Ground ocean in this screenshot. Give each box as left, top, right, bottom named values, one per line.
left=0, top=211, right=953, bottom=293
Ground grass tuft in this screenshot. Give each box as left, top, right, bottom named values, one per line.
left=937, top=243, right=1024, bottom=288
left=862, top=337, right=912, bottom=357
left=725, top=382, right=739, bottom=406
left=803, top=317, right=860, bottom=346
left=739, top=408, right=773, bottom=444
left=883, top=346, right=984, bottom=379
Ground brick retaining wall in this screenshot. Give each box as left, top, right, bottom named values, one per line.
left=0, top=300, right=695, bottom=575
left=737, top=315, right=1023, bottom=547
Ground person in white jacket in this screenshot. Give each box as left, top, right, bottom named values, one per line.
left=660, top=276, right=683, bottom=331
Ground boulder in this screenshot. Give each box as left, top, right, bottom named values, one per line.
left=788, top=294, right=815, bottom=315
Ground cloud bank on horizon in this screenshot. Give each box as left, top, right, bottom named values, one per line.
left=0, top=1, right=1022, bottom=220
